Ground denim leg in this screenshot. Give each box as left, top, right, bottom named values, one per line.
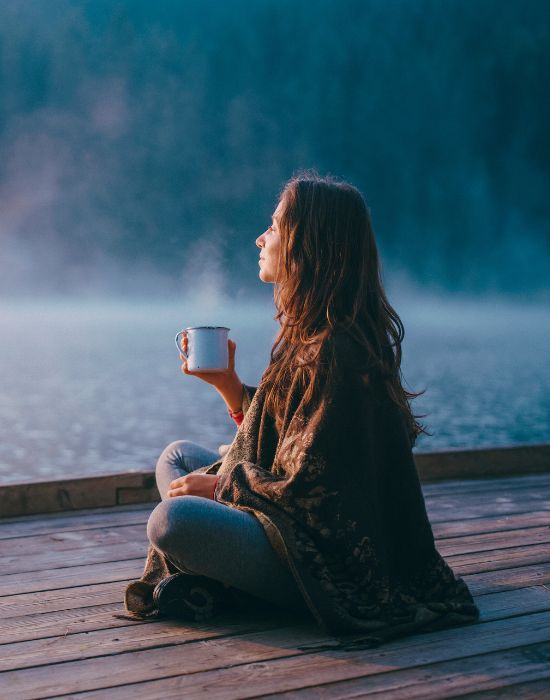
left=147, top=494, right=308, bottom=614
left=155, top=439, right=220, bottom=500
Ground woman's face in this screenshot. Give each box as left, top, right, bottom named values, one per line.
left=256, top=200, right=283, bottom=284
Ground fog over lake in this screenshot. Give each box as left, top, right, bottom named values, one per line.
left=1, top=293, right=548, bottom=485
left=1, top=2, right=548, bottom=487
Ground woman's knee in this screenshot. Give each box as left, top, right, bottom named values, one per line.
left=146, top=495, right=208, bottom=555
left=156, top=439, right=193, bottom=472
left=155, top=440, right=197, bottom=494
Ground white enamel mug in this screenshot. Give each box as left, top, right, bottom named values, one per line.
left=174, top=326, right=230, bottom=372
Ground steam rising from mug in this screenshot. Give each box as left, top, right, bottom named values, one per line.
left=175, top=326, right=230, bottom=372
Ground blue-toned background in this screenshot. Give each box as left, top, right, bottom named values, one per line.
left=0, top=1, right=548, bottom=482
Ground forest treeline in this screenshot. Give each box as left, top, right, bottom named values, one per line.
left=0, top=0, right=548, bottom=297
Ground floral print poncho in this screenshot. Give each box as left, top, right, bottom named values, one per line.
left=202, top=333, right=479, bottom=650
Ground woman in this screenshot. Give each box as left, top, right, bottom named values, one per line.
left=125, top=170, right=479, bottom=650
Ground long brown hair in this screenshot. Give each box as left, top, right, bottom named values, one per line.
left=261, top=169, right=430, bottom=446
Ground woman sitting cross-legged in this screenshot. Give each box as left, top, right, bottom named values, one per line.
left=123, top=170, right=480, bottom=650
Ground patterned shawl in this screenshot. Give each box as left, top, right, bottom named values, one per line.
left=123, top=333, right=479, bottom=650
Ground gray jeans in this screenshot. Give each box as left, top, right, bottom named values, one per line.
left=147, top=439, right=309, bottom=614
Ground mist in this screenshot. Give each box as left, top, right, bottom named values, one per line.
left=1, top=1, right=549, bottom=484
left=0, top=0, right=549, bottom=301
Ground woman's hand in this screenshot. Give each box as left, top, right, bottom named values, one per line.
left=180, top=335, right=244, bottom=413
left=168, top=473, right=219, bottom=500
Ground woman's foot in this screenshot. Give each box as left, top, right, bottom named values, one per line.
left=153, top=572, right=232, bottom=622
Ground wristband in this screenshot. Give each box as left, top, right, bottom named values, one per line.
left=211, top=475, right=219, bottom=500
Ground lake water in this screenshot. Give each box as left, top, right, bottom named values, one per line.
left=0, top=295, right=548, bottom=485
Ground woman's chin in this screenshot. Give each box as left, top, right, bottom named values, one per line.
left=259, top=269, right=271, bottom=283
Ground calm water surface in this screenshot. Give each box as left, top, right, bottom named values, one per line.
left=0, top=295, right=548, bottom=484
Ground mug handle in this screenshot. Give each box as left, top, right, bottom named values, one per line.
left=175, top=330, right=188, bottom=360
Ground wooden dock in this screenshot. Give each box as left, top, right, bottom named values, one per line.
left=1, top=447, right=550, bottom=698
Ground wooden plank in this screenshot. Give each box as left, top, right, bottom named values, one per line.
left=451, top=678, right=550, bottom=699
left=0, top=538, right=147, bottom=576
left=472, top=585, right=550, bottom=621
left=0, top=581, right=134, bottom=619
left=447, top=542, right=550, bottom=575
left=0, top=507, right=151, bottom=540
left=424, top=487, right=550, bottom=510
left=0, top=602, right=148, bottom=645
left=0, top=471, right=159, bottom=518
left=464, top=562, right=550, bottom=596
left=0, top=559, right=143, bottom=597
left=421, top=472, right=550, bottom=495
left=2, top=585, right=548, bottom=672
left=8, top=610, right=550, bottom=700
left=0, top=502, right=152, bottom=527
left=255, top=642, right=550, bottom=699
left=424, top=491, right=550, bottom=522
left=432, top=512, right=550, bottom=539
left=436, top=526, right=550, bottom=556
left=1, top=443, right=547, bottom=518
left=415, top=443, right=550, bottom=483
left=0, top=523, right=148, bottom=557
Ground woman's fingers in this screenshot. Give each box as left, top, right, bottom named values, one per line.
left=176, top=332, right=188, bottom=354
left=167, top=473, right=216, bottom=499
left=168, top=488, right=183, bottom=498
left=228, top=339, right=236, bottom=371
left=178, top=352, right=190, bottom=373
left=169, top=475, right=188, bottom=491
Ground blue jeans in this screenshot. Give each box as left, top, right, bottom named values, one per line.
left=147, top=440, right=309, bottom=614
